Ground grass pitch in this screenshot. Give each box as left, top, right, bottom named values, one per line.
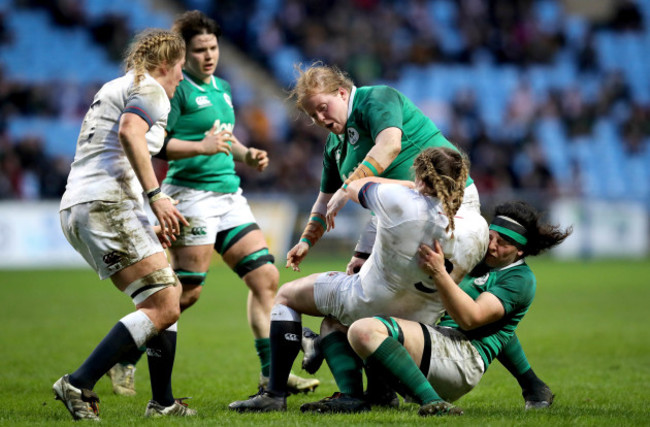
left=0, top=255, right=649, bottom=426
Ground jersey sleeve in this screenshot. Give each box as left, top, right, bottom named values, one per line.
left=320, top=135, right=344, bottom=193
left=489, top=270, right=536, bottom=314
left=125, top=82, right=169, bottom=129
left=362, top=87, right=405, bottom=141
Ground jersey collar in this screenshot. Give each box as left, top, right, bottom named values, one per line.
left=182, top=71, right=220, bottom=93
left=496, top=258, right=526, bottom=271
left=347, top=86, right=357, bottom=120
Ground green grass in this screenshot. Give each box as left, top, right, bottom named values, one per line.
left=1, top=255, right=649, bottom=425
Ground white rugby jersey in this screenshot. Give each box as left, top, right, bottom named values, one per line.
left=61, top=71, right=170, bottom=209
left=356, top=183, right=455, bottom=324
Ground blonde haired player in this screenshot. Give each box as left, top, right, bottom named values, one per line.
left=54, top=29, right=195, bottom=420
left=108, top=10, right=318, bottom=398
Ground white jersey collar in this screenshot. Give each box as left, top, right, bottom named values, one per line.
left=497, top=258, right=526, bottom=271
left=182, top=72, right=219, bottom=92
left=347, top=86, right=357, bottom=120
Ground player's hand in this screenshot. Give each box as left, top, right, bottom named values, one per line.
left=346, top=256, right=366, bottom=275
left=418, top=240, right=446, bottom=277
left=326, top=187, right=348, bottom=230
left=201, top=127, right=233, bottom=156
left=245, top=147, right=269, bottom=172
left=150, top=196, right=189, bottom=244
left=152, top=224, right=175, bottom=249
left=286, top=241, right=310, bottom=272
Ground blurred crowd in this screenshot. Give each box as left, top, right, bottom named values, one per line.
left=1, top=0, right=649, bottom=206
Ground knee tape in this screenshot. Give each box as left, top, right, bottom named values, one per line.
left=175, top=269, right=207, bottom=286
left=373, top=316, right=405, bottom=345
left=234, top=248, right=275, bottom=278
left=123, top=266, right=176, bottom=305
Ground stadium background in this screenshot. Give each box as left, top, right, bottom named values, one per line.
left=0, top=0, right=649, bottom=267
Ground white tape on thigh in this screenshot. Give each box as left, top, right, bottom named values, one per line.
left=119, top=310, right=157, bottom=348
left=270, top=304, right=301, bottom=322
left=123, top=267, right=177, bottom=305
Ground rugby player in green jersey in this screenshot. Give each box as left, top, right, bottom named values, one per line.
left=283, top=63, right=556, bottom=411
left=108, top=10, right=318, bottom=398
left=347, top=201, right=572, bottom=416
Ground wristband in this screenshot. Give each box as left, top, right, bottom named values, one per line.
left=146, top=187, right=162, bottom=199
left=300, top=237, right=313, bottom=247
left=149, top=191, right=171, bottom=204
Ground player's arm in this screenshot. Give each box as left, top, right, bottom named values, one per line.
left=326, top=127, right=402, bottom=229
left=344, top=177, right=415, bottom=204
left=118, top=113, right=188, bottom=238
left=286, top=192, right=331, bottom=271
left=418, top=241, right=504, bottom=330
left=159, top=123, right=232, bottom=160
left=230, top=134, right=269, bottom=172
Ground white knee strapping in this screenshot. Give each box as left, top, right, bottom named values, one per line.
left=122, top=267, right=177, bottom=305
left=120, top=310, right=157, bottom=348
left=165, top=322, right=178, bottom=333
left=271, top=304, right=301, bottom=322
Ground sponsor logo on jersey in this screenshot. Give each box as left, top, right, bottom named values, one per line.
left=195, top=95, right=212, bottom=107
left=347, top=127, right=360, bottom=145
left=223, top=93, right=233, bottom=108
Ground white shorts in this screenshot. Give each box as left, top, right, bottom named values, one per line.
left=423, top=325, right=485, bottom=402
left=162, top=184, right=256, bottom=246
left=60, top=200, right=162, bottom=280
left=313, top=272, right=444, bottom=327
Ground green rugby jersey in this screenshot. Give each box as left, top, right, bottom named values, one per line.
left=164, top=71, right=239, bottom=193
left=320, top=85, right=473, bottom=193
left=438, top=259, right=536, bottom=369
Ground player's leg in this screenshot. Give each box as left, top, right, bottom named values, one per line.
left=348, top=317, right=465, bottom=416
left=497, top=334, right=554, bottom=409
left=229, top=273, right=323, bottom=412
left=300, top=317, right=370, bottom=413
left=55, top=202, right=186, bottom=420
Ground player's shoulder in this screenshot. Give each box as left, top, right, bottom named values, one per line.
left=213, top=76, right=232, bottom=93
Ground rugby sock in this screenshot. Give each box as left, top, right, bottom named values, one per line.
left=268, top=304, right=302, bottom=396
left=255, top=338, right=271, bottom=377
left=146, top=323, right=177, bottom=406
left=497, top=334, right=547, bottom=392
left=365, top=338, right=442, bottom=404
left=68, top=322, right=138, bottom=390
left=321, top=331, right=364, bottom=397
left=119, top=346, right=145, bottom=365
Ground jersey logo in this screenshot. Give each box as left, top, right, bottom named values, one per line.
left=195, top=95, right=212, bottom=107
left=347, top=127, right=359, bottom=145
left=223, top=93, right=233, bottom=108
left=474, top=273, right=490, bottom=286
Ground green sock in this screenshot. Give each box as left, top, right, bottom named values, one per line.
left=322, top=331, right=363, bottom=397
left=255, top=338, right=271, bottom=377
left=366, top=337, right=441, bottom=404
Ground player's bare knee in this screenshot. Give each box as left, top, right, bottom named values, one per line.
left=180, top=284, right=202, bottom=311
left=244, top=265, right=278, bottom=300
left=348, top=318, right=383, bottom=351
